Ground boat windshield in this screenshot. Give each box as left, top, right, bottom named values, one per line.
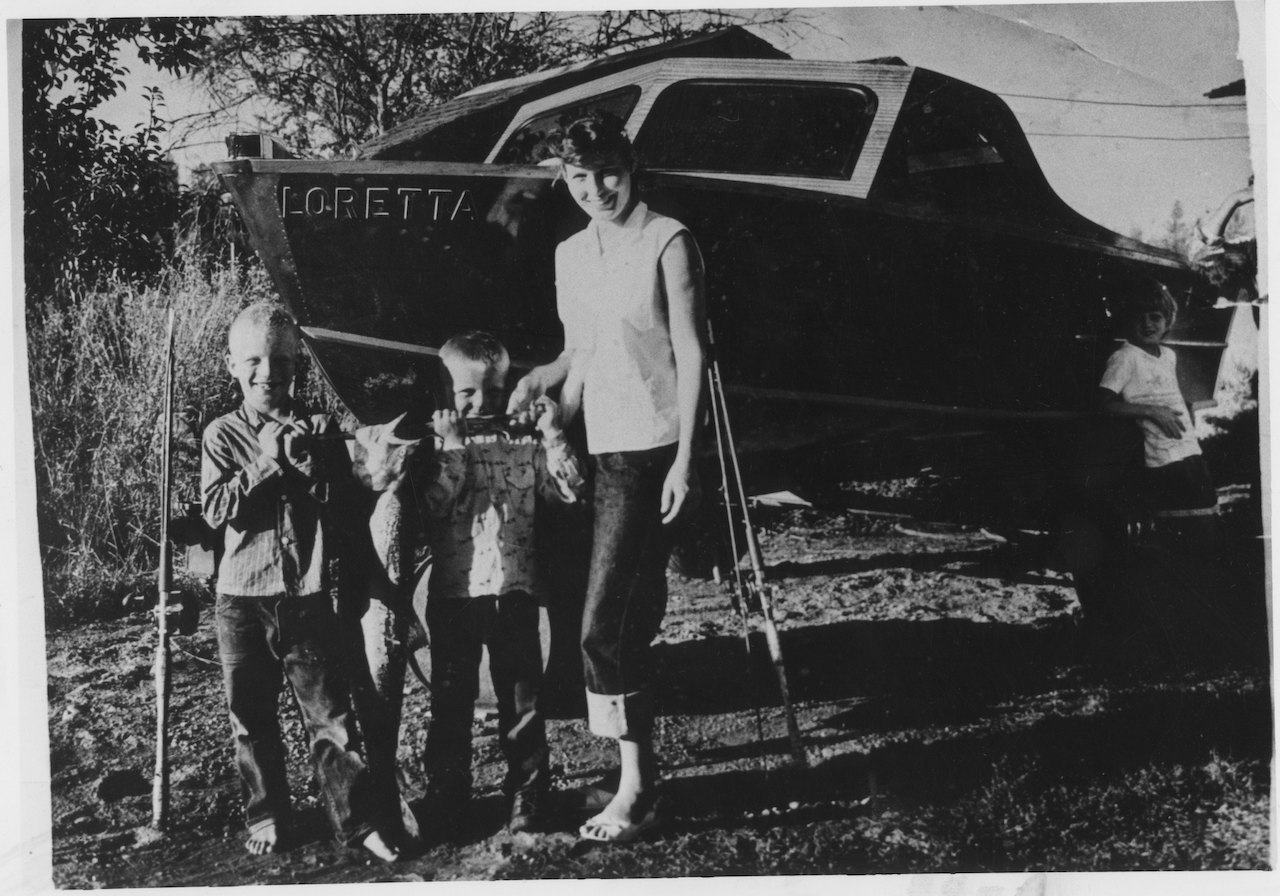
left=635, top=80, right=876, bottom=179
left=493, top=86, right=642, bottom=164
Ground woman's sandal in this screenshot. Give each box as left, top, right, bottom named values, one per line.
left=579, top=804, right=661, bottom=844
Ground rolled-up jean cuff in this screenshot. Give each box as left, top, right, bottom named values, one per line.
left=586, top=690, right=651, bottom=739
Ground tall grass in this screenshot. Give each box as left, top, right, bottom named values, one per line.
left=27, top=256, right=280, bottom=625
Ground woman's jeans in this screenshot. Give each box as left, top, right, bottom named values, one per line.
left=581, top=445, right=677, bottom=739
left=215, top=592, right=374, bottom=845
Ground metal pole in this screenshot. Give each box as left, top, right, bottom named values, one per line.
left=706, top=364, right=767, bottom=748
left=706, top=322, right=806, bottom=766
left=152, top=308, right=176, bottom=830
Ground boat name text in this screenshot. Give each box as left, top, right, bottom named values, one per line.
left=279, top=185, right=477, bottom=222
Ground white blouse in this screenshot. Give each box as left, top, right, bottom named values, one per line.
left=555, top=201, right=697, bottom=454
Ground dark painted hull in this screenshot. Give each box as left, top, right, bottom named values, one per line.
left=215, top=159, right=1233, bottom=466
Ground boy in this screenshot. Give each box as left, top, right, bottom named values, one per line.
left=1097, top=284, right=1217, bottom=514
left=421, top=330, right=585, bottom=834
left=202, top=302, right=398, bottom=861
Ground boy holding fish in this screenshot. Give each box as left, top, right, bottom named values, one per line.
left=417, top=329, right=586, bottom=836
left=200, top=302, right=400, bottom=861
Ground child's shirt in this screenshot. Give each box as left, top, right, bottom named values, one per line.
left=422, top=433, right=584, bottom=598
left=1098, top=341, right=1202, bottom=468
left=202, top=404, right=344, bottom=596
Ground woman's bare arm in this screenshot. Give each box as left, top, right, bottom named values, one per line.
left=659, top=231, right=706, bottom=523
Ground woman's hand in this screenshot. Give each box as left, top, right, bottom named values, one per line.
left=506, top=370, right=546, bottom=415
left=507, top=354, right=574, bottom=415
left=661, top=455, right=697, bottom=525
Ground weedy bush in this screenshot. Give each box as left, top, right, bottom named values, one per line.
left=26, top=254, right=340, bottom=625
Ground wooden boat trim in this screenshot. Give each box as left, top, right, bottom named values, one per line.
left=302, top=327, right=442, bottom=358
left=485, top=57, right=914, bottom=200
left=302, top=326, right=536, bottom=371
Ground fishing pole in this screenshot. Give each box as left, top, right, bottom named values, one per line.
left=706, top=322, right=806, bottom=767
left=706, top=358, right=767, bottom=750
left=151, top=308, right=176, bottom=831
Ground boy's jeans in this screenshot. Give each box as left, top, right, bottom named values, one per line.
left=425, top=593, right=548, bottom=802
left=215, top=592, right=374, bottom=846
left=581, top=445, right=676, bottom=739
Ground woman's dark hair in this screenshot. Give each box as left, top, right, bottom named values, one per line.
left=541, top=110, right=637, bottom=172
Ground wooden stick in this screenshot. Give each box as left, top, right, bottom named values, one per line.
left=152, top=308, right=176, bottom=831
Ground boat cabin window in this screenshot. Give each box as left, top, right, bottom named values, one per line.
left=493, top=87, right=642, bottom=164
left=634, top=80, right=875, bottom=179
left=902, top=94, right=1006, bottom=175
left=875, top=79, right=1033, bottom=210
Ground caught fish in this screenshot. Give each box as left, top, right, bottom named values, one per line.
left=344, top=413, right=429, bottom=842
left=350, top=413, right=423, bottom=586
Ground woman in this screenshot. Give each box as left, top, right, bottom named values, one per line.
left=508, top=111, right=704, bottom=842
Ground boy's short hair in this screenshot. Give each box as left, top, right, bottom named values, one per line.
left=539, top=110, right=637, bottom=172
left=439, top=330, right=510, bottom=373
left=228, top=302, right=299, bottom=348
left=1121, top=281, right=1178, bottom=329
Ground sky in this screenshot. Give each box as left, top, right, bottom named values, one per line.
left=77, top=2, right=1259, bottom=244
left=759, top=3, right=1256, bottom=240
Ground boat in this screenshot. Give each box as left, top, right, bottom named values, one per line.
left=215, top=27, right=1237, bottom=491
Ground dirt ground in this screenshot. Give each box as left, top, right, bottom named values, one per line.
left=44, top=483, right=1271, bottom=885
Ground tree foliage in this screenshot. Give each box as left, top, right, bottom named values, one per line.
left=199, top=11, right=797, bottom=157
left=23, top=18, right=211, bottom=301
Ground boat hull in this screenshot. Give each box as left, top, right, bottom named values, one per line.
left=215, top=159, right=1234, bottom=466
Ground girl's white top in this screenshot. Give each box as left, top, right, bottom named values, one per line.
left=1099, top=340, right=1202, bottom=468
left=555, top=201, right=697, bottom=454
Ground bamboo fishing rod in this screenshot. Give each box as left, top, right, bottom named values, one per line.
left=152, top=308, right=176, bottom=831
left=706, top=322, right=806, bottom=767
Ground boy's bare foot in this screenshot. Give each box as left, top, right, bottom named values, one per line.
left=360, top=830, right=401, bottom=863
left=245, top=820, right=280, bottom=855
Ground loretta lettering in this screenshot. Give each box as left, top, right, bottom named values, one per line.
left=280, top=184, right=477, bottom=223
